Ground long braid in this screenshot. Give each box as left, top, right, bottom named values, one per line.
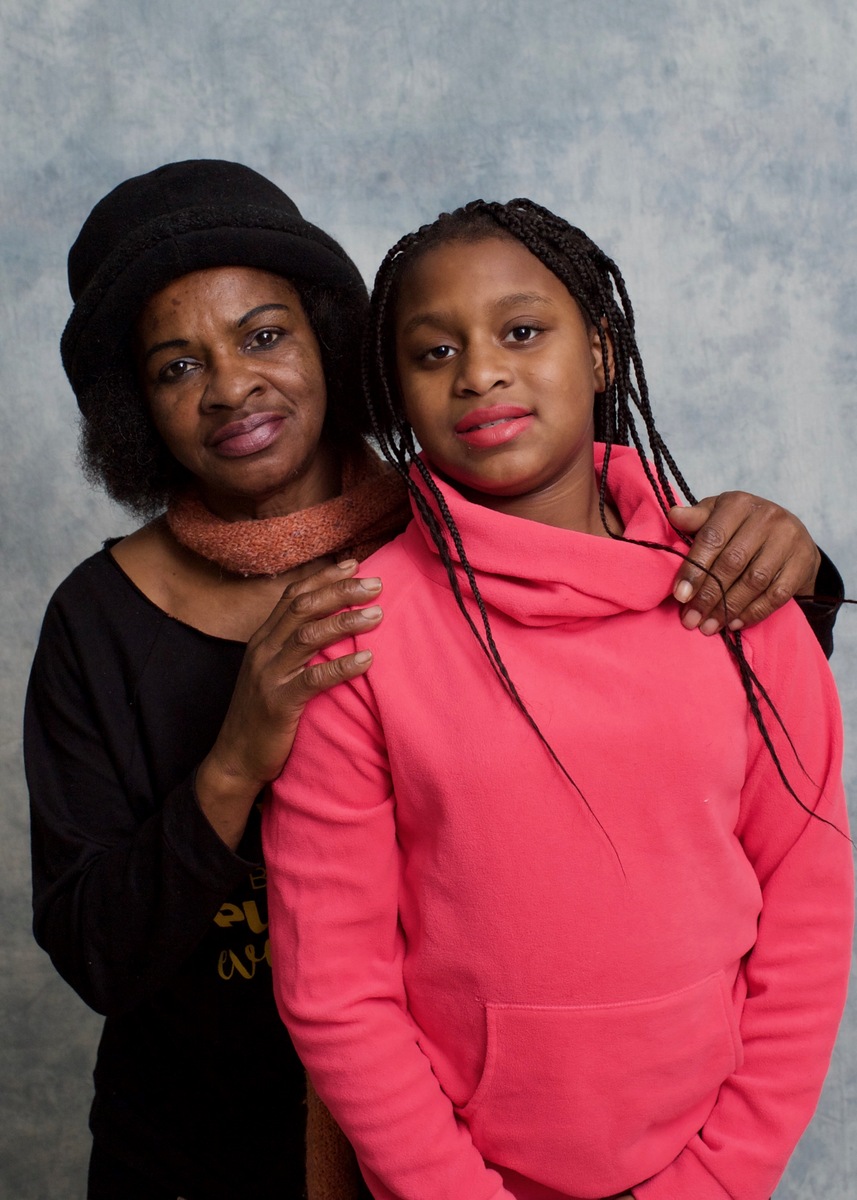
left=364, top=234, right=618, bottom=854
left=363, top=197, right=836, bottom=830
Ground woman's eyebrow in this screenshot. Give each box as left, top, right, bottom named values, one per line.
left=143, top=338, right=188, bottom=365
left=238, top=303, right=292, bottom=326
left=141, top=304, right=293, bottom=365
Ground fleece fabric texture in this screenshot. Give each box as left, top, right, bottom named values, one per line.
left=264, top=444, right=853, bottom=1200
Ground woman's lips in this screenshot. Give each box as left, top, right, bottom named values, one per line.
left=208, top=412, right=286, bottom=458
left=453, top=405, right=534, bottom=449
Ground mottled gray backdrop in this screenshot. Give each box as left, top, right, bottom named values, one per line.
left=2, top=2, right=855, bottom=1196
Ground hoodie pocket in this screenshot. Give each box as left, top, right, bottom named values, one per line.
left=456, top=971, right=742, bottom=1198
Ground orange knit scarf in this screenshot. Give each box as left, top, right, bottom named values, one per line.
left=166, top=443, right=410, bottom=576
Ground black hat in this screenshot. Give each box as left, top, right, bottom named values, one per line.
left=61, top=159, right=366, bottom=409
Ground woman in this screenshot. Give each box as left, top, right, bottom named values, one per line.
left=25, top=160, right=841, bottom=1200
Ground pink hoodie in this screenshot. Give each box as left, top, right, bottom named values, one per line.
left=264, top=445, right=852, bottom=1200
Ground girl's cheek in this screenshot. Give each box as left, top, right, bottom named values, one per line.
left=398, top=382, right=418, bottom=422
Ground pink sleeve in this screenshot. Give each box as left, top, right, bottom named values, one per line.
left=635, top=607, right=854, bottom=1200
left=262, top=660, right=514, bottom=1200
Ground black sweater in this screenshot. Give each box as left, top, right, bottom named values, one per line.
left=26, top=548, right=306, bottom=1199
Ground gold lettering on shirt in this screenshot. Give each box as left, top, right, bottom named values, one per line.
left=217, top=940, right=272, bottom=981
left=213, top=877, right=271, bottom=980
left=214, top=900, right=269, bottom=932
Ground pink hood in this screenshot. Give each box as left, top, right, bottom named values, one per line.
left=405, top=444, right=685, bottom=625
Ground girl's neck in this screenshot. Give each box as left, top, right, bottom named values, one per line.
left=449, top=462, right=624, bottom=537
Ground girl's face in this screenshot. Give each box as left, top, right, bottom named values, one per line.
left=394, top=235, right=608, bottom=527
left=136, top=266, right=334, bottom=520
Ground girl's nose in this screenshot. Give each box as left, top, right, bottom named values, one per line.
left=454, top=342, right=512, bottom=397
left=201, top=353, right=263, bottom=410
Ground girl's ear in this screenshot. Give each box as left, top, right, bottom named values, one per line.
left=590, top=317, right=615, bottom=391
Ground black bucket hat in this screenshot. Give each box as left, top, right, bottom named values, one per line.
left=61, top=158, right=366, bottom=410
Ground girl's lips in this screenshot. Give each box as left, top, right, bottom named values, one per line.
left=208, top=412, right=285, bottom=458
left=454, top=406, right=534, bottom=449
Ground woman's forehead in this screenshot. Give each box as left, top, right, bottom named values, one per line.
left=136, top=267, right=303, bottom=336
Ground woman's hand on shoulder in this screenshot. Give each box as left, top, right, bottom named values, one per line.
left=196, top=560, right=382, bottom=848
left=668, top=491, right=820, bottom=635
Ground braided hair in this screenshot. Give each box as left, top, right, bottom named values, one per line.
left=363, top=197, right=831, bottom=829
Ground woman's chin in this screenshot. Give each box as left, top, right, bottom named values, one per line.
left=194, top=447, right=338, bottom=520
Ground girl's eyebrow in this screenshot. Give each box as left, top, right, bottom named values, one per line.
left=400, top=311, right=450, bottom=337
left=400, top=293, right=555, bottom=337
left=495, top=292, right=555, bottom=310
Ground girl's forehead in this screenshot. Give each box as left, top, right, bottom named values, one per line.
left=397, top=234, right=563, bottom=307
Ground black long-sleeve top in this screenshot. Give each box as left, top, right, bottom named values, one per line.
left=25, top=547, right=306, bottom=1199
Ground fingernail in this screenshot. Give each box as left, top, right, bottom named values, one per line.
left=359, top=577, right=382, bottom=592
left=682, top=609, right=702, bottom=630
left=674, top=581, right=693, bottom=604
left=728, top=618, right=744, bottom=631
left=700, top=618, right=720, bottom=636
left=359, top=606, right=383, bottom=620
left=354, top=650, right=372, bottom=664
left=338, top=559, right=358, bottom=570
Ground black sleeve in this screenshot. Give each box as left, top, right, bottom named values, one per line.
left=794, top=548, right=843, bottom=661
left=25, top=590, right=256, bottom=1018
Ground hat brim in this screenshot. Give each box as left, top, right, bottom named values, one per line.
left=62, top=210, right=365, bottom=404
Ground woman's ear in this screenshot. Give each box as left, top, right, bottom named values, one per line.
left=590, top=317, right=614, bottom=391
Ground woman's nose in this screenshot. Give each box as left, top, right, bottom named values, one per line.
left=201, top=353, right=263, bottom=410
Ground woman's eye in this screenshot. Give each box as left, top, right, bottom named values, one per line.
left=159, top=358, right=196, bottom=381
left=249, top=328, right=283, bottom=349
left=424, top=344, right=455, bottom=361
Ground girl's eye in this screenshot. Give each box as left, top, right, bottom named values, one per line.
left=407, top=341, right=457, bottom=364
left=507, top=325, right=541, bottom=343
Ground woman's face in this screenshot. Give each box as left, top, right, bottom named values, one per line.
left=136, top=266, right=333, bottom=519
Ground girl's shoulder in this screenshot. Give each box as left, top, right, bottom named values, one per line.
left=359, top=520, right=429, bottom=592
left=740, top=597, right=835, bottom=681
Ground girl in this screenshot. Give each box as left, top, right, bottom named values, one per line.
left=263, top=199, right=853, bottom=1200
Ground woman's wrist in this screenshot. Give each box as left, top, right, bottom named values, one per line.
left=194, top=752, right=264, bottom=850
